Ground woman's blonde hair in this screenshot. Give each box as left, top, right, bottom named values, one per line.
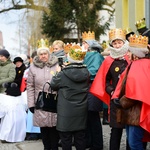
left=52, top=40, right=64, bottom=49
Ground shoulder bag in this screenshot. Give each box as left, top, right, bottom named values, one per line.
left=35, top=82, right=57, bottom=113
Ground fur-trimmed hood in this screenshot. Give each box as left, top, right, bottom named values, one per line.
left=33, top=55, right=58, bottom=69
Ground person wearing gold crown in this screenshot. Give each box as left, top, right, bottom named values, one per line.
left=90, top=28, right=131, bottom=150
left=27, top=39, right=59, bottom=150
left=112, top=34, right=150, bottom=150
left=50, top=47, right=89, bottom=150
left=135, top=18, right=150, bottom=44
left=82, top=31, right=104, bottom=149
left=125, top=28, right=135, bottom=41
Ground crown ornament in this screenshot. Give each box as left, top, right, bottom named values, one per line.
left=125, top=28, right=134, bottom=35
left=109, top=28, right=126, bottom=42
left=37, top=38, right=49, bottom=48
left=82, top=31, right=95, bottom=41
left=129, top=34, right=148, bottom=48
left=135, top=18, right=146, bottom=30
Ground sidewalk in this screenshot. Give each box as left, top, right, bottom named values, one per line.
left=0, top=125, right=150, bottom=150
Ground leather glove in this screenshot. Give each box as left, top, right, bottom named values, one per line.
left=29, top=107, right=35, bottom=113
left=113, top=98, right=122, bottom=108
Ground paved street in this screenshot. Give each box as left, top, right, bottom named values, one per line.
left=0, top=125, right=150, bottom=150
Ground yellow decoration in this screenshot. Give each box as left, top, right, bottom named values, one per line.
left=82, top=31, right=95, bottom=41
left=115, top=67, right=119, bottom=72
left=135, top=18, right=146, bottom=30
left=129, top=34, right=148, bottom=48
left=109, top=28, right=126, bottom=42
left=50, top=71, right=55, bottom=76
left=37, top=39, right=49, bottom=48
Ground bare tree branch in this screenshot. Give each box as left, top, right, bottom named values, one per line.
left=0, top=0, right=49, bottom=13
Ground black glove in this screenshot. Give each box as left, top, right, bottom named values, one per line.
left=29, top=107, right=35, bottom=113
left=113, top=98, right=122, bottom=108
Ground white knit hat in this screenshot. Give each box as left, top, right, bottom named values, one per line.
left=37, top=47, right=50, bottom=55
left=129, top=47, right=148, bottom=58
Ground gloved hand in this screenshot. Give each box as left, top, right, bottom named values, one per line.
left=113, top=98, right=122, bottom=108
left=29, top=107, right=35, bottom=113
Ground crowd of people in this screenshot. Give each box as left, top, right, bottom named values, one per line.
left=0, top=17, right=150, bottom=150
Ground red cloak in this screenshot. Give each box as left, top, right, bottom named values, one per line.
left=113, top=59, right=150, bottom=140
left=90, top=55, right=130, bottom=106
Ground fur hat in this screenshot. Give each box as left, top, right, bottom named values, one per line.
left=0, top=49, right=10, bottom=58
left=2, top=82, right=21, bottom=96
left=37, top=47, right=50, bottom=56
left=13, top=57, right=23, bottom=64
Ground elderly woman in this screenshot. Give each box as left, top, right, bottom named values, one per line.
left=27, top=41, right=59, bottom=150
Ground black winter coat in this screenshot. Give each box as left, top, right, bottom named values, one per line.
left=106, top=59, right=128, bottom=128
left=14, top=63, right=26, bottom=89
left=50, top=63, right=90, bottom=132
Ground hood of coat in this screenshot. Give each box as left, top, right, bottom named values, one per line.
left=63, top=63, right=89, bottom=82
left=33, top=55, right=58, bottom=68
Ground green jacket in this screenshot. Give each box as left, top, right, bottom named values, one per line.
left=0, top=59, right=16, bottom=93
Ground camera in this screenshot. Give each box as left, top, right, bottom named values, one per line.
left=58, top=56, right=64, bottom=68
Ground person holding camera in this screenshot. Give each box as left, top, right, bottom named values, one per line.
left=50, top=47, right=90, bottom=150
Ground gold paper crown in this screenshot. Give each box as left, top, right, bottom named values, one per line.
left=37, top=38, right=49, bottom=48
left=69, top=45, right=86, bottom=60
left=135, top=18, right=146, bottom=30
left=82, top=31, right=95, bottom=41
left=64, top=43, right=72, bottom=53
left=129, top=34, right=148, bottom=48
left=125, top=28, right=134, bottom=35
left=109, top=28, right=126, bottom=42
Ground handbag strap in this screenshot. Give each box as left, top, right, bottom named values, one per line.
left=42, top=82, right=53, bottom=93
left=119, top=63, right=132, bottom=98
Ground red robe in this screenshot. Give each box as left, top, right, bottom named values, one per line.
left=113, top=59, right=150, bottom=140
left=90, top=55, right=130, bottom=106
left=20, top=69, right=29, bottom=92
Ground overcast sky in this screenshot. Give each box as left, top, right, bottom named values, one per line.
left=0, top=9, right=27, bottom=58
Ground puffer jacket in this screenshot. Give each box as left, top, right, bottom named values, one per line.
left=27, top=55, right=58, bottom=127
left=0, top=59, right=16, bottom=93
left=50, top=63, right=90, bottom=132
